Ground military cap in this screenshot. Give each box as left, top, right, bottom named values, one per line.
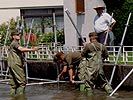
left=11, top=29, right=19, bottom=36
left=53, top=51, right=64, bottom=62
left=89, top=32, right=97, bottom=37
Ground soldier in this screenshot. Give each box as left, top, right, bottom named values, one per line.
left=53, top=51, right=82, bottom=84
left=7, top=29, right=38, bottom=95
left=78, top=32, right=113, bottom=96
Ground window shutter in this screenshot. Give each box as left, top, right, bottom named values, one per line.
left=75, top=0, right=85, bottom=14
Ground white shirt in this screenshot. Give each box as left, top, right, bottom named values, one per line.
left=94, top=13, right=116, bottom=33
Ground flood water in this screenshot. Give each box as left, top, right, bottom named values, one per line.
left=0, top=83, right=133, bottom=100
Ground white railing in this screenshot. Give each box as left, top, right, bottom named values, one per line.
left=1, top=46, right=133, bottom=64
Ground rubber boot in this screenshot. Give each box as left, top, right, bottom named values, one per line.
left=80, top=84, right=85, bottom=91
left=10, top=88, right=16, bottom=95
left=18, top=87, right=25, bottom=95
left=104, top=84, right=113, bottom=94
left=85, top=88, right=94, bottom=96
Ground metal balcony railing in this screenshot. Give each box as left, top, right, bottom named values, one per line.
left=1, top=45, right=133, bottom=64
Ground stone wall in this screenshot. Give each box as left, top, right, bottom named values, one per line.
left=27, top=60, right=133, bottom=89
left=1, top=60, right=133, bottom=89
left=104, top=64, right=133, bottom=89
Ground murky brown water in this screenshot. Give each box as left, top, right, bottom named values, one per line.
left=0, top=83, right=133, bottom=100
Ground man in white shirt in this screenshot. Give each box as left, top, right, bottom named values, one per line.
left=93, top=5, right=116, bottom=46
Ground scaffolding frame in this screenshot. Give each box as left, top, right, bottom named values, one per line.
left=0, top=12, right=132, bottom=96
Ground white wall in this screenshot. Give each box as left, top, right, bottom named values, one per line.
left=63, top=0, right=78, bottom=48
left=0, top=0, right=63, bottom=24
left=0, top=9, right=20, bottom=24
left=0, top=0, right=63, bottom=8
left=64, top=0, right=105, bottom=48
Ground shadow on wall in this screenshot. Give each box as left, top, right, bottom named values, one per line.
left=103, top=64, right=133, bottom=90
left=27, top=60, right=57, bottom=80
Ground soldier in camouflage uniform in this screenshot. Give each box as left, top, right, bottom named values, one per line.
left=78, top=32, right=113, bottom=96
left=53, top=51, right=82, bottom=84
left=7, top=29, right=38, bottom=95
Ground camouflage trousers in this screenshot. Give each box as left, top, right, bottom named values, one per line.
left=78, top=59, right=113, bottom=94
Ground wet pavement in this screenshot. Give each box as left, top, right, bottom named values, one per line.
left=0, top=83, right=133, bottom=100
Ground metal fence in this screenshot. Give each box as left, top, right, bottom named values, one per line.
left=0, top=45, right=133, bottom=90
left=1, top=45, right=133, bottom=64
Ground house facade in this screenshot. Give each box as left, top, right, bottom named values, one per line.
left=0, top=0, right=105, bottom=48
left=0, top=0, right=64, bottom=34
left=64, top=0, right=106, bottom=48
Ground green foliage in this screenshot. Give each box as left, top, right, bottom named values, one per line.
left=56, top=29, right=65, bottom=44
left=103, top=0, right=133, bottom=46
left=0, top=17, right=65, bottom=46
left=0, top=18, right=16, bottom=46
left=40, top=32, right=54, bottom=43
left=0, top=24, right=8, bottom=46
left=39, top=29, right=65, bottom=44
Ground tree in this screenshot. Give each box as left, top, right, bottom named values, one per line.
left=0, top=18, right=16, bottom=46
left=103, top=0, right=133, bottom=45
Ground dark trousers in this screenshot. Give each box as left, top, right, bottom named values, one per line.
left=98, top=32, right=110, bottom=46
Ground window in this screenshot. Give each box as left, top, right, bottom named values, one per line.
left=20, top=8, right=64, bottom=33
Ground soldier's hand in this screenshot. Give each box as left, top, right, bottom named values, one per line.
left=70, top=80, right=75, bottom=84
left=32, top=47, right=39, bottom=51
left=58, top=74, right=61, bottom=79
left=83, top=42, right=87, bottom=47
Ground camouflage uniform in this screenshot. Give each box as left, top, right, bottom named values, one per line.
left=78, top=41, right=113, bottom=95
left=63, top=51, right=82, bottom=69
left=62, top=52, right=82, bottom=80
left=8, top=40, right=26, bottom=95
